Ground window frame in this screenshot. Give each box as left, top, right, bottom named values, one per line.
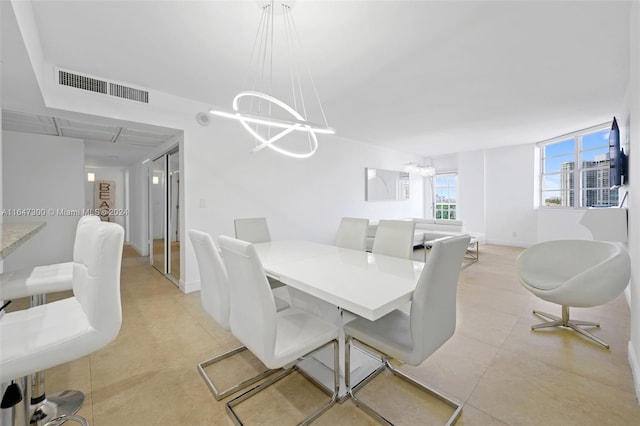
left=538, top=122, right=616, bottom=209
left=433, top=172, right=458, bottom=220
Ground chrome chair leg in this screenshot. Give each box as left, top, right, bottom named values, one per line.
left=345, top=336, right=389, bottom=424
left=462, top=240, right=479, bottom=269
left=43, top=414, right=89, bottom=426
left=27, top=295, right=85, bottom=425
left=386, top=362, right=462, bottom=425
left=531, top=306, right=608, bottom=349
left=197, top=345, right=279, bottom=401
left=22, top=375, right=29, bottom=426
left=226, top=339, right=339, bottom=425
left=346, top=336, right=462, bottom=426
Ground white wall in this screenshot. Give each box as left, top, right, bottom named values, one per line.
left=431, top=153, right=458, bottom=173
left=181, top=121, right=425, bottom=291
left=536, top=209, right=593, bottom=242
left=485, top=144, right=537, bottom=247
left=84, top=166, right=127, bottom=230
left=433, top=144, right=613, bottom=246
left=59, top=90, right=426, bottom=292
left=458, top=150, right=486, bottom=236
left=626, top=1, right=640, bottom=404
left=128, top=161, right=149, bottom=256
left=2, top=130, right=85, bottom=270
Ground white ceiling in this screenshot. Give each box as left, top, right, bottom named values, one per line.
left=1, top=109, right=179, bottom=167
left=1, top=1, right=631, bottom=159
left=0, top=0, right=180, bottom=167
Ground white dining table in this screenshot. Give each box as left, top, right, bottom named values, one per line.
left=253, top=240, right=424, bottom=398
left=254, top=240, right=424, bottom=321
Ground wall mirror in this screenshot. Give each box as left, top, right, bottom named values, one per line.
left=150, top=147, right=181, bottom=286
left=365, top=168, right=410, bottom=201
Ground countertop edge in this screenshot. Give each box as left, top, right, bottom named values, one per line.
left=0, top=222, right=47, bottom=260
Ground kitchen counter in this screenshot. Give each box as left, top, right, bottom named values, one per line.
left=0, top=222, right=46, bottom=260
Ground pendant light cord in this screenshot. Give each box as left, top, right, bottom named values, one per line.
left=210, top=2, right=333, bottom=159
left=286, top=6, right=331, bottom=129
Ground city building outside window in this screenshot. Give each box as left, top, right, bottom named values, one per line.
left=539, top=124, right=617, bottom=208
left=400, top=173, right=410, bottom=200
left=434, top=173, right=457, bottom=219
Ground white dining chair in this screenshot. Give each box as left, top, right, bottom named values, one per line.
left=0, top=221, right=124, bottom=426
left=345, top=235, right=470, bottom=425
left=219, top=236, right=339, bottom=425
left=372, top=219, right=416, bottom=260
left=234, top=217, right=271, bottom=243
left=335, top=217, right=369, bottom=251
left=189, top=230, right=288, bottom=401
left=233, top=217, right=287, bottom=289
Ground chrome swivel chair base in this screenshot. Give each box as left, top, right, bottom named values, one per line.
left=197, top=345, right=280, bottom=401
left=346, top=336, right=463, bottom=426
left=29, top=390, right=84, bottom=426
left=531, top=306, right=608, bottom=349
left=23, top=296, right=87, bottom=425
left=43, top=414, right=89, bottom=426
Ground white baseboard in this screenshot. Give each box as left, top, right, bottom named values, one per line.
left=128, top=241, right=150, bottom=257
left=629, top=341, right=640, bottom=404
left=180, top=279, right=200, bottom=294
left=485, top=239, right=533, bottom=248
left=128, top=242, right=143, bottom=256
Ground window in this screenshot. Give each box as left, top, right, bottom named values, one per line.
left=434, top=174, right=457, bottom=220
left=540, top=124, right=617, bottom=208
left=400, top=173, right=410, bottom=200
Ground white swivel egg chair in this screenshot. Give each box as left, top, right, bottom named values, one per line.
left=516, top=239, right=630, bottom=348
left=517, top=207, right=630, bottom=349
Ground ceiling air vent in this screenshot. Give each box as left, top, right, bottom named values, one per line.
left=109, top=83, right=149, bottom=104
left=58, top=70, right=107, bottom=94
left=56, top=68, right=150, bottom=104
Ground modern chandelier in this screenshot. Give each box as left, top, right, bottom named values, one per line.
left=209, top=1, right=334, bottom=159
left=405, top=162, right=436, bottom=177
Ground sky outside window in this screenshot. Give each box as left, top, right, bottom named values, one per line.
left=540, top=126, right=615, bottom=207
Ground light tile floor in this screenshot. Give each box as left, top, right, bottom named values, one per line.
left=6, top=244, right=640, bottom=425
